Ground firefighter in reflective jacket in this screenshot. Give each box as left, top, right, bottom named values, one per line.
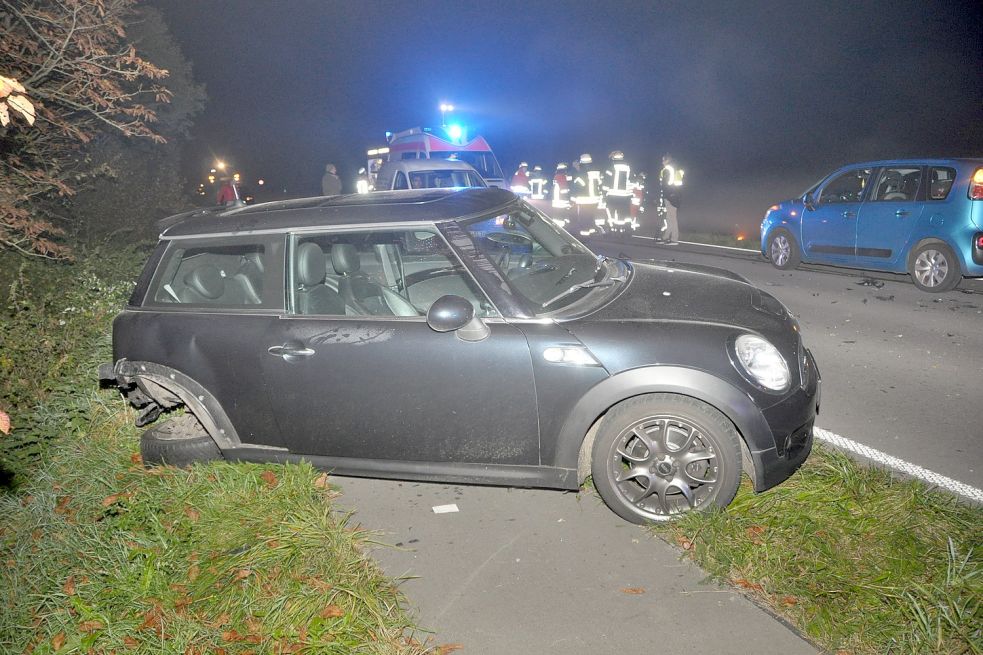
left=659, top=154, right=684, bottom=243
left=552, top=163, right=571, bottom=208
left=510, top=162, right=531, bottom=196
left=603, top=151, right=633, bottom=232
left=528, top=165, right=547, bottom=200
left=571, top=153, right=603, bottom=235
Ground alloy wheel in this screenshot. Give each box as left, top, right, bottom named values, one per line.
left=913, top=249, right=949, bottom=288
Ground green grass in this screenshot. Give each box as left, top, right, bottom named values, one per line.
left=652, top=445, right=982, bottom=654
left=0, top=402, right=428, bottom=653
left=679, top=231, right=762, bottom=251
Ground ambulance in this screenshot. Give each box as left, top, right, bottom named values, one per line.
left=367, top=126, right=507, bottom=189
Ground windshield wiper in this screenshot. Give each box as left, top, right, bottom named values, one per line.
left=541, top=275, right=626, bottom=309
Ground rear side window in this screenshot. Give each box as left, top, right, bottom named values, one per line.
left=872, top=167, right=921, bottom=202
left=145, top=236, right=283, bottom=309
left=393, top=172, right=409, bottom=190
left=928, top=167, right=957, bottom=200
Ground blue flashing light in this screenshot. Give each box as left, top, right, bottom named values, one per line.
left=447, top=124, right=463, bottom=141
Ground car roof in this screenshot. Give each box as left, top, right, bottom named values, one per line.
left=380, top=159, right=480, bottom=172
left=160, top=187, right=518, bottom=238
left=841, top=157, right=983, bottom=168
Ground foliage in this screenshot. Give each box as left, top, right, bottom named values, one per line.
left=0, top=0, right=175, bottom=257
left=0, top=245, right=147, bottom=483
left=654, top=446, right=983, bottom=654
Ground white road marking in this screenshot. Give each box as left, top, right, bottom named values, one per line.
left=814, top=427, right=983, bottom=504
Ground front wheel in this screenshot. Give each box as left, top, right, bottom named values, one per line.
left=591, top=394, right=742, bottom=524
left=140, top=414, right=223, bottom=467
left=767, top=229, right=800, bottom=270
left=909, top=242, right=962, bottom=292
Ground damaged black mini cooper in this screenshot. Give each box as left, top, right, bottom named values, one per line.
left=101, top=188, right=820, bottom=523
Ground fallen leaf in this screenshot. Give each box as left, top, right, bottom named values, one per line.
left=674, top=534, right=694, bottom=550
left=51, top=632, right=66, bottom=650
left=0, top=409, right=10, bottom=434
left=102, top=494, right=120, bottom=507
left=436, top=644, right=464, bottom=654
left=746, top=525, right=765, bottom=537
left=207, top=613, right=230, bottom=628
left=245, top=634, right=263, bottom=644
left=233, top=569, right=252, bottom=582
left=54, top=496, right=72, bottom=514
left=782, top=595, right=799, bottom=606
left=245, top=616, right=263, bottom=634
left=306, top=577, right=333, bottom=593
left=313, top=472, right=329, bottom=488
left=63, top=575, right=75, bottom=596
left=123, top=636, right=139, bottom=648
left=79, top=619, right=103, bottom=632
left=734, top=578, right=764, bottom=592
left=130, top=452, right=143, bottom=465
left=222, top=629, right=244, bottom=642
left=620, top=587, right=646, bottom=595
left=260, top=470, right=278, bottom=488
left=319, top=605, right=344, bottom=618
left=184, top=506, right=200, bottom=522
left=188, top=563, right=200, bottom=582
left=31, top=529, right=42, bottom=541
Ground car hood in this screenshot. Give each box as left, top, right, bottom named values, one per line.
left=577, top=260, right=791, bottom=330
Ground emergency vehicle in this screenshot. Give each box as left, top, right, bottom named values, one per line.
left=366, top=126, right=507, bottom=189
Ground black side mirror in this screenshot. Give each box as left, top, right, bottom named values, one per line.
left=427, top=295, right=490, bottom=342
left=803, top=192, right=816, bottom=211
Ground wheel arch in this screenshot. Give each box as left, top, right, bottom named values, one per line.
left=906, top=237, right=964, bottom=275
left=561, top=366, right=775, bottom=491
left=112, top=359, right=240, bottom=449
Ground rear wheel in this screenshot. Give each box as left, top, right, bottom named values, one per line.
left=591, top=394, right=742, bottom=524
left=909, top=242, right=962, bottom=292
left=767, top=229, right=800, bottom=270
left=140, top=414, right=223, bottom=467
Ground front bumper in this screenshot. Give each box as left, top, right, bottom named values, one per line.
left=749, top=348, right=821, bottom=491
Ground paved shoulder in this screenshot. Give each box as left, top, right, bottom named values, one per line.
left=336, top=477, right=816, bottom=654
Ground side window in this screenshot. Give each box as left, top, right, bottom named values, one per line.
left=872, top=167, right=921, bottom=202
left=393, top=172, right=408, bottom=190
left=146, top=237, right=282, bottom=309
left=290, top=228, right=497, bottom=319
left=928, top=167, right=957, bottom=200
left=819, top=168, right=872, bottom=204
left=401, top=151, right=417, bottom=160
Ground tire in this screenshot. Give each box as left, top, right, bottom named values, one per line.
left=908, top=242, right=962, bottom=292
left=140, top=414, right=223, bottom=467
left=767, top=229, right=800, bottom=270
left=591, top=394, right=742, bottom=524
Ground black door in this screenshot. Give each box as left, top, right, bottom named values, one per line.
left=261, top=317, right=540, bottom=464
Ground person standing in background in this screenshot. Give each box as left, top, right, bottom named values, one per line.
left=321, top=163, right=342, bottom=196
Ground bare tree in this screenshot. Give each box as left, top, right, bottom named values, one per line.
left=1, top=0, right=172, bottom=257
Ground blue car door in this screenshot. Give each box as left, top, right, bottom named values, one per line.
left=856, top=165, right=925, bottom=269
left=800, top=167, right=872, bottom=262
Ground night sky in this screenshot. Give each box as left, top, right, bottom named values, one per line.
left=153, top=0, right=983, bottom=234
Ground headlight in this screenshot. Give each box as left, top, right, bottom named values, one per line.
left=733, top=334, right=790, bottom=392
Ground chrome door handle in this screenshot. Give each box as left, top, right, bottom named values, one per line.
left=268, top=344, right=315, bottom=359
left=841, top=211, right=856, bottom=218
left=895, top=210, right=909, bottom=217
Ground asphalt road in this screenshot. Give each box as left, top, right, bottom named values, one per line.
left=591, top=236, right=983, bottom=489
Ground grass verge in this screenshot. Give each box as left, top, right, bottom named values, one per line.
left=652, top=445, right=982, bottom=654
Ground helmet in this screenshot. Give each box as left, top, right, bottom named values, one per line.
left=609, top=151, right=624, bottom=161
left=533, top=165, right=542, bottom=172
left=579, top=153, right=593, bottom=164
left=556, top=162, right=567, bottom=171
left=519, top=162, right=528, bottom=168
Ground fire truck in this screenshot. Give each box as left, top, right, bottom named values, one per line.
left=364, top=126, right=507, bottom=190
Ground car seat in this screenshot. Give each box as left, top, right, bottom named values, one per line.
left=179, top=265, right=225, bottom=304
left=295, top=243, right=346, bottom=315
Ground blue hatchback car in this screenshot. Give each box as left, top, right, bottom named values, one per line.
left=761, top=159, right=983, bottom=291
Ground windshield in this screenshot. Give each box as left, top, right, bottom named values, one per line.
left=460, top=203, right=620, bottom=314
left=429, top=151, right=506, bottom=180
left=409, top=169, right=487, bottom=189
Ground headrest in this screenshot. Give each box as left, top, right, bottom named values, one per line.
left=296, top=243, right=326, bottom=286
left=332, top=244, right=360, bottom=275
left=184, top=266, right=224, bottom=300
